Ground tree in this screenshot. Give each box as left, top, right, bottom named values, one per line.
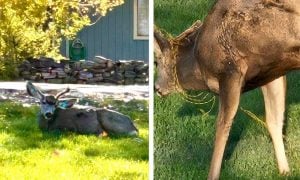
left=0, top=0, right=124, bottom=79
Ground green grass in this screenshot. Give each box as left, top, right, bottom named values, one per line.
left=154, top=0, right=215, bottom=35
left=155, top=0, right=300, bottom=179
left=0, top=99, right=148, bottom=179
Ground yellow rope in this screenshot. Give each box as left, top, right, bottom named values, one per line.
left=173, top=61, right=204, bottom=99
left=179, top=92, right=215, bottom=104
left=172, top=48, right=216, bottom=116
left=171, top=43, right=265, bottom=126
left=240, top=107, right=267, bottom=128
left=202, top=96, right=216, bottom=118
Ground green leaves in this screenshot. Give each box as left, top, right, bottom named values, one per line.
left=0, top=0, right=124, bottom=79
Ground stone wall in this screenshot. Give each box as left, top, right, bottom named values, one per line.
left=18, top=56, right=148, bottom=85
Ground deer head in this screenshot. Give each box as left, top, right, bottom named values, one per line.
left=26, top=81, right=77, bottom=120
left=154, top=21, right=203, bottom=96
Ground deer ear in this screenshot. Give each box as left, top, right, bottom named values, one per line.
left=154, top=27, right=171, bottom=53
left=57, top=98, right=77, bottom=109
left=26, top=81, right=44, bottom=99
left=154, top=38, right=163, bottom=59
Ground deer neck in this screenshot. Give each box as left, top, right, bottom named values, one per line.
left=174, top=47, right=208, bottom=91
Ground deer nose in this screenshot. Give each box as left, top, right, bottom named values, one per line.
left=154, top=84, right=160, bottom=92
left=45, top=112, right=53, bottom=119
left=154, top=84, right=163, bottom=96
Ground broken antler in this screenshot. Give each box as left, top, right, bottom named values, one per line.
left=174, top=20, right=203, bottom=45
left=55, top=87, right=70, bottom=99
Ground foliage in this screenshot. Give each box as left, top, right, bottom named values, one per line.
left=0, top=99, right=148, bottom=179
left=0, top=0, right=124, bottom=79
left=154, top=0, right=300, bottom=179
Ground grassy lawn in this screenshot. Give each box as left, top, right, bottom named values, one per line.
left=154, top=0, right=300, bottom=179
left=0, top=99, right=148, bottom=179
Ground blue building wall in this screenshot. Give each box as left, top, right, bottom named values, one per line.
left=61, top=0, right=149, bottom=62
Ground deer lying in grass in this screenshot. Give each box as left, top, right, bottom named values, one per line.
left=26, top=81, right=138, bottom=136
left=155, top=0, right=300, bottom=179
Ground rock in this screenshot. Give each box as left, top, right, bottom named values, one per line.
left=21, top=71, right=31, bottom=76
left=71, top=61, right=83, bottom=71
left=89, top=68, right=106, bottom=74
left=30, top=57, right=62, bottom=68
left=136, top=72, right=147, bottom=78
left=38, top=57, right=55, bottom=67
left=94, top=63, right=107, bottom=69
left=64, top=64, right=72, bottom=74
left=79, top=71, right=93, bottom=80
left=107, top=60, right=114, bottom=69
left=94, top=74, right=103, bottom=78
left=63, top=76, right=77, bottom=84
left=103, top=77, right=118, bottom=84
left=111, top=73, right=123, bottom=82
left=57, top=72, right=67, bottom=78
left=42, top=73, right=56, bottom=79
left=124, top=64, right=135, bottom=71
left=124, top=71, right=136, bottom=78
left=82, top=61, right=96, bottom=69
left=135, top=78, right=146, bottom=84
left=51, top=68, right=64, bottom=73
left=115, top=67, right=125, bottom=73
left=18, top=60, right=32, bottom=71
left=94, top=56, right=111, bottom=64
left=30, top=75, right=37, bottom=81
left=130, top=60, right=144, bottom=66
left=50, top=68, right=67, bottom=78
left=124, top=78, right=135, bottom=85
left=86, top=78, right=96, bottom=84
left=103, top=72, right=111, bottom=78
left=72, top=71, right=79, bottom=77
left=37, top=68, right=51, bottom=73
left=94, top=76, right=104, bottom=82
left=135, top=64, right=148, bottom=73
left=18, top=56, right=148, bottom=85
left=35, top=73, right=42, bottom=81
left=77, top=80, right=86, bottom=84
left=47, top=79, right=63, bottom=84
left=59, top=59, right=70, bottom=65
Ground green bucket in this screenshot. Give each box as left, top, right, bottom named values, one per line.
left=69, top=39, right=86, bottom=61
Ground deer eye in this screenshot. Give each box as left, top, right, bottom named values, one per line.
left=46, top=100, right=56, bottom=105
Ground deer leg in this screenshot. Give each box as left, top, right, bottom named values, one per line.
left=208, top=72, right=244, bottom=180
left=261, top=76, right=290, bottom=175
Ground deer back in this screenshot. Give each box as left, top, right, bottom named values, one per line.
left=96, top=108, right=138, bottom=136
left=41, top=107, right=103, bottom=134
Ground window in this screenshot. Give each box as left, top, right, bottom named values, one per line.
left=133, top=0, right=149, bottom=40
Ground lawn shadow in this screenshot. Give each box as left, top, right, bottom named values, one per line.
left=173, top=90, right=264, bottom=164
left=0, top=101, right=148, bottom=161
left=285, top=72, right=300, bottom=135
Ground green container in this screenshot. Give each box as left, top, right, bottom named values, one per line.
left=69, top=39, right=86, bottom=61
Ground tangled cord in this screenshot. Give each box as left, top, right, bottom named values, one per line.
left=173, top=60, right=216, bottom=118
left=173, top=59, right=264, bottom=126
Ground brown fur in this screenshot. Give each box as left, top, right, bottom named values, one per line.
left=155, top=0, right=300, bottom=179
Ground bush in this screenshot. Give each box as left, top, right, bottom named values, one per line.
left=0, top=0, right=124, bottom=80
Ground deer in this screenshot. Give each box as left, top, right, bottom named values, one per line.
left=26, top=81, right=138, bottom=136
left=154, top=0, right=300, bottom=179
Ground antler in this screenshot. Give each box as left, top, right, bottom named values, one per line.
left=55, top=87, right=70, bottom=99
left=174, top=20, right=203, bottom=43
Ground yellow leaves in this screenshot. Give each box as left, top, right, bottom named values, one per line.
left=0, top=0, right=124, bottom=62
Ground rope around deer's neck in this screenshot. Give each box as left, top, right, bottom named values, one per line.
left=171, top=45, right=216, bottom=117
left=171, top=47, right=265, bottom=127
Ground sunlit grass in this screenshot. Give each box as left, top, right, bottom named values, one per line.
left=154, top=72, right=300, bottom=179
left=0, top=100, right=148, bottom=179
